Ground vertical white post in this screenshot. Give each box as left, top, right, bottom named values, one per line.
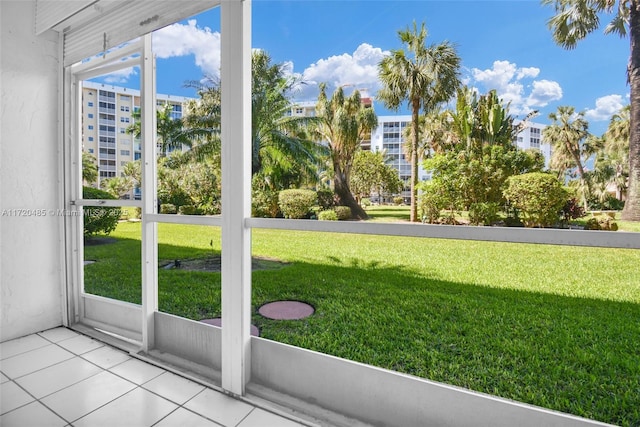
left=141, top=33, right=158, bottom=352
left=220, top=0, right=252, bottom=395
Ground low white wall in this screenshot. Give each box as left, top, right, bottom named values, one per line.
left=250, top=338, right=612, bottom=427
left=1, top=1, right=64, bottom=341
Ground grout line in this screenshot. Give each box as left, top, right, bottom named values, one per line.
left=234, top=406, right=255, bottom=427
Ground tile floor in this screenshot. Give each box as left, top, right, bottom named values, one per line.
left=0, top=327, right=309, bottom=427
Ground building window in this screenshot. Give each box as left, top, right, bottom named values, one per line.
left=120, top=117, right=130, bottom=123
left=88, top=148, right=94, bottom=153
left=134, top=152, right=141, bottom=160
left=88, top=113, right=94, bottom=119
left=88, top=137, right=94, bottom=142
left=121, top=106, right=130, bottom=112
left=88, top=102, right=94, bottom=107
left=88, top=125, right=94, bottom=130
left=121, top=139, right=130, bottom=145
left=295, top=108, right=303, bottom=115
left=120, top=150, right=130, bottom=156
left=120, top=128, right=126, bottom=134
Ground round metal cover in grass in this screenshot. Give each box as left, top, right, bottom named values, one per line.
left=200, top=318, right=260, bottom=336
left=258, top=301, right=314, bottom=320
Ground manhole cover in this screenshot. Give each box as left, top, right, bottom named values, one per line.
left=258, top=301, right=315, bottom=320
left=200, top=318, right=259, bottom=336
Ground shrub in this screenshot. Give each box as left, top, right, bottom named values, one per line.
left=393, top=196, right=404, bottom=205
left=589, top=194, right=625, bottom=211
left=82, top=186, right=121, bottom=237
left=503, top=173, right=568, bottom=228
left=135, top=207, right=142, bottom=219
left=278, top=189, right=317, bottom=219
left=316, top=188, right=337, bottom=210
left=318, top=210, right=338, bottom=221
left=252, top=184, right=280, bottom=218
left=361, top=198, right=371, bottom=208
left=160, top=203, right=177, bottom=214
left=178, top=205, right=201, bottom=215
left=419, top=185, right=446, bottom=224
left=334, top=206, right=352, bottom=220
left=561, top=197, right=586, bottom=225
left=504, top=216, right=524, bottom=227
left=468, top=202, right=501, bottom=226
left=585, top=216, right=618, bottom=231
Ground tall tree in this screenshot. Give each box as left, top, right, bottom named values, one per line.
left=602, top=105, right=631, bottom=199
left=350, top=149, right=403, bottom=203
left=182, top=52, right=323, bottom=191
left=542, top=0, right=639, bottom=220
left=251, top=50, right=323, bottom=190
left=314, top=84, right=378, bottom=219
left=127, top=103, right=195, bottom=157
left=543, top=106, right=592, bottom=209
left=82, top=151, right=98, bottom=185
left=378, top=21, right=461, bottom=222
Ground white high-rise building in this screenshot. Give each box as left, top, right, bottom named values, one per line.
left=82, top=81, right=192, bottom=197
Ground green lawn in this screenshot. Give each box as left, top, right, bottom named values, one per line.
left=84, top=220, right=640, bottom=426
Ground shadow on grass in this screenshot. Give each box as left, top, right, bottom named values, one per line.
left=84, top=235, right=639, bottom=427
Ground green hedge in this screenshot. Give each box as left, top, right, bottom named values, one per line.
left=318, top=210, right=338, bottom=221
left=82, top=186, right=120, bottom=237
left=278, top=189, right=317, bottom=219
left=334, top=206, right=352, bottom=220
left=503, top=173, right=567, bottom=228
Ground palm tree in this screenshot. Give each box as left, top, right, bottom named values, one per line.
left=543, top=106, right=591, bottom=209
left=82, top=151, right=98, bottom=185
left=402, top=109, right=455, bottom=160
left=181, top=52, right=323, bottom=192
left=127, top=103, right=195, bottom=157
left=542, top=0, right=639, bottom=220
left=603, top=105, right=630, bottom=200
left=314, top=84, right=378, bottom=219
left=251, top=50, right=323, bottom=191
left=378, top=21, right=461, bottom=222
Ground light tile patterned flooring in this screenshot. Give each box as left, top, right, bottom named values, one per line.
left=0, top=327, right=309, bottom=427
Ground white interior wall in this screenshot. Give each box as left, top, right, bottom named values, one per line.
left=1, top=1, right=64, bottom=341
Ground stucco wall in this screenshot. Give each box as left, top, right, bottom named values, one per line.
left=1, top=1, right=64, bottom=341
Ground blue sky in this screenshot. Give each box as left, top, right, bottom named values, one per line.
left=96, top=0, right=629, bottom=136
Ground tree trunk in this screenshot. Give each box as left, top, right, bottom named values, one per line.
left=622, top=0, right=640, bottom=221
left=410, top=99, right=420, bottom=222
left=334, top=171, right=368, bottom=219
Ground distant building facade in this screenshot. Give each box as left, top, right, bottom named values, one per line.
left=81, top=81, right=191, bottom=197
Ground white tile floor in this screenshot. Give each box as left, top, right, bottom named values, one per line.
left=0, top=327, right=309, bottom=427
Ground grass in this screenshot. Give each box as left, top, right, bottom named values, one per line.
left=84, top=220, right=640, bottom=426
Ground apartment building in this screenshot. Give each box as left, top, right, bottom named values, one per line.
left=81, top=81, right=191, bottom=194
left=513, top=121, right=553, bottom=168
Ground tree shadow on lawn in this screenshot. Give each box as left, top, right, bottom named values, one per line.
left=84, top=236, right=639, bottom=427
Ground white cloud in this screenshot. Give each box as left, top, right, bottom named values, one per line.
left=517, top=67, right=540, bottom=80
left=297, top=43, right=389, bottom=99
left=471, top=60, right=562, bottom=115
left=585, top=94, right=626, bottom=121
left=152, top=19, right=221, bottom=78
left=103, top=66, right=138, bottom=84
left=527, top=80, right=563, bottom=108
